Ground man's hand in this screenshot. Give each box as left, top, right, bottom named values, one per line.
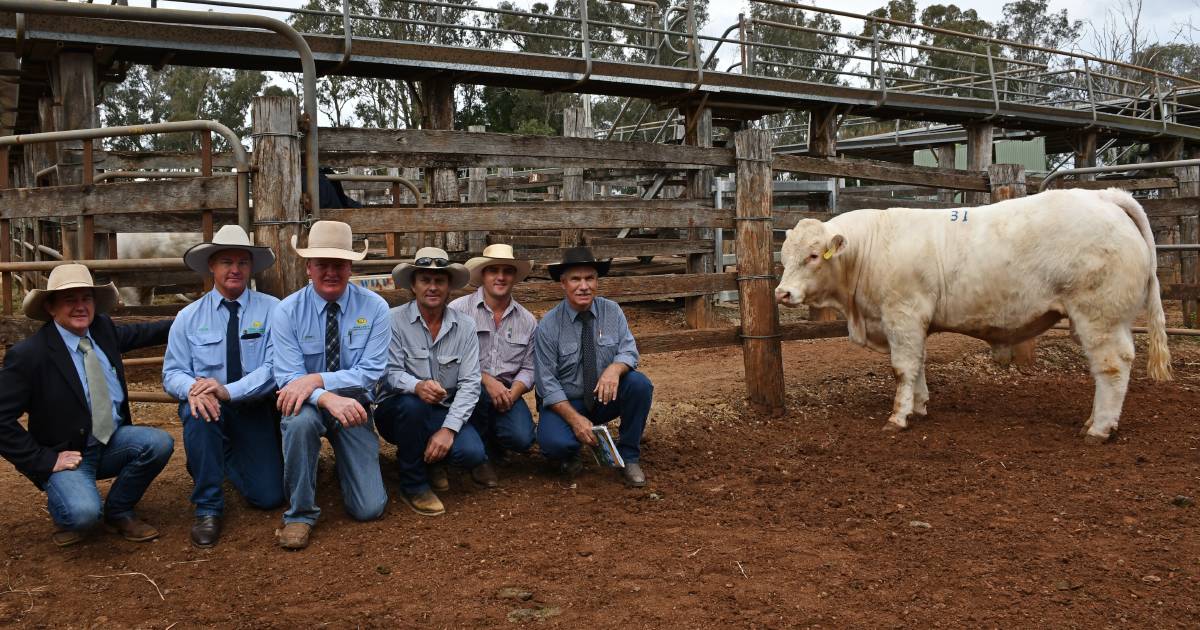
left=317, top=392, right=368, bottom=427
left=52, top=450, right=83, bottom=473
left=190, top=377, right=231, bottom=402
left=188, top=390, right=222, bottom=422
left=481, top=373, right=512, bottom=411
left=276, top=374, right=323, bottom=417
left=424, top=427, right=456, bottom=463
left=414, top=379, right=448, bottom=405
left=568, top=413, right=598, bottom=447
left=594, top=363, right=627, bottom=406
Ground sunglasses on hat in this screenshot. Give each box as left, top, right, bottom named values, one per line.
left=415, top=257, right=450, bottom=267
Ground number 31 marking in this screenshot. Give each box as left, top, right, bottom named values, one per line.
left=950, top=210, right=969, bottom=222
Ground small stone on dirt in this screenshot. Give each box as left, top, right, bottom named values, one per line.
left=375, top=565, right=391, bottom=575
left=1142, top=575, right=1162, bottom=584
left=909, top=520, right=932, bottom=530
left=1171, top=495, right=1194, bottom=508
left=578, top=550, right=593, bottom=557
left=507, top=606, right=561, bottom=622
left=496, top=587, right=534, bottom=601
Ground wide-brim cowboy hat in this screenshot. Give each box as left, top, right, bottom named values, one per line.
left=465, top=243, right=532, bottom=286
left=290, top=220, right=368, bottom=261
left=392, top=247, right=470, bottom=291
left=22, top=263, right=120, bottom=321
left=183, top=224, right=276, bottom=276
left=547, top=246, right=611, bottom=282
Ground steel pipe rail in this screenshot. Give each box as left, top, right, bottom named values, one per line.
left=0, top=0, right=318, bottom=219
left=1039, top=158, right=1200, bottom=191
left=325, top=173, right=424, bottom=208
left=0, top=120, right=252, bottom=232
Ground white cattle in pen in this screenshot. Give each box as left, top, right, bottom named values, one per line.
left=774, top=188, right=1172, bottom=443
left=115, top=232, right=202, bottom=306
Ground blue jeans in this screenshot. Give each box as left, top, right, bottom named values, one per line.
left=180, top=400, right=285, bottom=517
left=469, top=394, right=536, bottom=455
left=376, top=394, right=487, bottom=495
left=44, top=424, right=174, bottom=531
left=280, top=400, right=387, bottom=525
left=537, top=370, right=653, bottom=464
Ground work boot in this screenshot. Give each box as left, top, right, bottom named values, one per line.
left=427, top=463, right=450, bottom=492
left=561, top=454, right=584, bottom=481
left=51, top=529, right=86, bottom=548
left=622, top=462, right=647, bottom=488
left=278, top=522, right=312, bottom=550
left=190, top=515, right=222, bottom=549
left=471, top=462, right=499, bottom=488
left=104, top=514, right=160, bottom=542
left=402, top=489, right=445, bottom=517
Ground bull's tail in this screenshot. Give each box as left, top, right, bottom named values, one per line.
left=1097, top=188, right=1172, bottom=381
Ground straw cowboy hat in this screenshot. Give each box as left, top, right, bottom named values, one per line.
left=392, top=247, right=470, bottom=291
left=182, top=224, right=276, bottom=276
left=22, top=263, right=120, bottom=321
left=465, top=243, right=532, bottom=286
left=547, top=246, right=611, bottom=282
left=290, top=220, right=368, bottom=261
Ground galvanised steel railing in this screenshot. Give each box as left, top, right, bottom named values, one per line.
left=123, top=0, right=1200, bottom=130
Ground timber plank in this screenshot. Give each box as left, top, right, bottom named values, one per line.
left=637, top=321, right=847, bottom=355
left=324, top=202, right=732, bottom=232
left=773, top=154, right=990, bottom=192
left=0, top=177, right=237, bottom=220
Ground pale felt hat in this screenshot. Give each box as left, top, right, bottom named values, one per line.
left=22, top=263, right=120, bottom=321
left=182, top=224, right=276, bottom=276
left=464, top=243, right=532, bottom=286
left=290, top=220, right=368, bottom=261
left=392, top=247, right=470, bottom=291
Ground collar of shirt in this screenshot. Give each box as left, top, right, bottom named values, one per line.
left=309, top=283, right=351, bottom=318
left=565, top=299, right=599, bottom=322
left=402, top=300, right=459, bottom=344
left=53, top=321, right=94, bottom=354
left=208, top=287, right=250, bottom=313
left=471, top=287, right=517, bottom=321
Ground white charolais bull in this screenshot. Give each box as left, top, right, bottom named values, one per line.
left=774, top=188, right=1172, bottom=443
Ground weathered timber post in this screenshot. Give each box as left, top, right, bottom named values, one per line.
left=935, top=144, right=957, bottom=203
left=1152, top=139, right=1184, bottom=287
left=965, top=123, right=993, bottom=206
left=52, top=52, right=96, bottom=186
left=989, top=163, right=1036, bottom=368
left=467, top=124, right=489, bottom=254
left=252, top=96, right=304, bottom=298
left=560, top=106, right=591, bottom=248
left=683, top=103, right=717, bottom=328
left=0, top=147, right=8, bottom=314
left=421, top=78, right=458, bottom=250
left=498, top=167, right=514, bottom=203
left=1073, top=130, right=1097, bottom=181
left=1177, top=153, right=1199, bottom=327
left=734, top=129, right=785, bottom=413
left=806, top=106, right=840, bottom=322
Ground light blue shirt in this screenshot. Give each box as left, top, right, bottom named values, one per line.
left=54, top=322, right=125, bottom=433
left=381, top=301, right=481, bottom=433
left=533, top=297, right=639, bottom=407
left=272, top=282, right=390, bottom=405
left=162, top=288, right=280, bottom=402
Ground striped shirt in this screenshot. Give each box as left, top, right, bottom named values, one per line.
left=380, top=302, right=481, bottom=433
left=448, top=288, right=536, bottom=390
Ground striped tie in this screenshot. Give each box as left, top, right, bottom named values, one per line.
left=77, top=337, right=115, bottom=444
left=325, top=302, right=341, bottom=373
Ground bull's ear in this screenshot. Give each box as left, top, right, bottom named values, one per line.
left=822, top=234, right=846, bottom=260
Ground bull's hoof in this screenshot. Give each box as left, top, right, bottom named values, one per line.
left=882, top=421, right=908, bottom=433
left=1082, top=432, right=1111, bottom=446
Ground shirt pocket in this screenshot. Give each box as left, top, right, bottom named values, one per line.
left=404, top=347, right=431, bottom=380
left=346, top=327, right=370, bottom=350
left=437, top=352, right=462, bottom=386
left=501, top=337, right=530, bottom=368
left=187, top=332, right=224, bottom=371
left=299, top=339, right=325, bottom=366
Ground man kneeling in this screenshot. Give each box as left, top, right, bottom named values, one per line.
left=376, top=248, right=482, bottom=516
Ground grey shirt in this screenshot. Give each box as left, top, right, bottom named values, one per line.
left=533, top=296, right=639, bottom=407
left=380, top=301, right=481, bottom=432
left=448, top=288, right=536, bottom=390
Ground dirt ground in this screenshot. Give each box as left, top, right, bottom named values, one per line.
left=1, top=303, right=1199, bottom=628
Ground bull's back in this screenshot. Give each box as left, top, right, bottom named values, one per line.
left=859, top=190, right=1150, bottom=340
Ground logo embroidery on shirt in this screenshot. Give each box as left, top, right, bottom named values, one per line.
left=355, top=317, right=368, bottom=327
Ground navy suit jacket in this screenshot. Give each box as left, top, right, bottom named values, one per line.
left=0, top=315, right=171, bottom=488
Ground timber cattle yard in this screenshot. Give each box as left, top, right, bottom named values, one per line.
left=1, top=0, right=1199, bottom=626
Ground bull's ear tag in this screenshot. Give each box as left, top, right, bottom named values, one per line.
left=822, top=249, right=833, bottom=260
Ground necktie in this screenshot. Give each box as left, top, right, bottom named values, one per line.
left=578, top=310, right=598, bottom=412
left=222, top=299, right=242, bottom=384
left=325, top=301, right=341, bottom=373
left=77, top=337, right=115, bottom=445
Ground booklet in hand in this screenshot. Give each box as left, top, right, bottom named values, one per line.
left=589, top=424, right=625, bottom=469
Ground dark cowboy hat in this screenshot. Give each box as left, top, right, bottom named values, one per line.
left=547, top=246, right=611, bottom=282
